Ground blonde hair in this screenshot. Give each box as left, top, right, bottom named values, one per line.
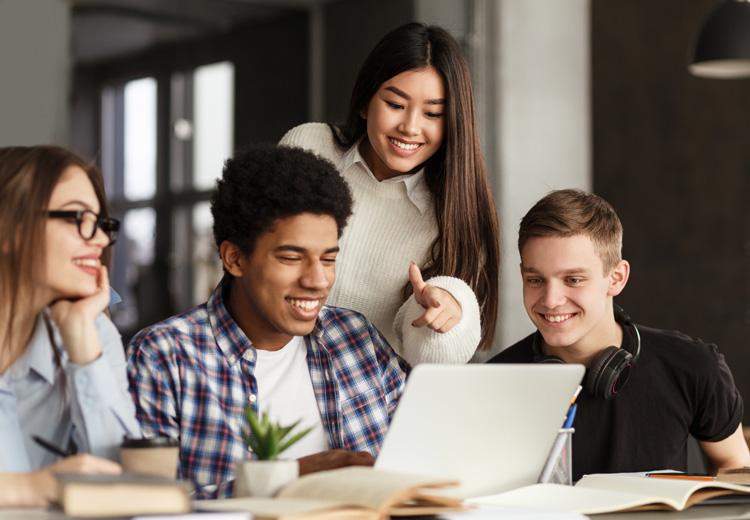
left=0, top=146, right=110, bottom=357
left=519, top=189, right=623, bottom=273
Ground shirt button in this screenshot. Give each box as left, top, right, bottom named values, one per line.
left=248, top=394, right=257, bottom=403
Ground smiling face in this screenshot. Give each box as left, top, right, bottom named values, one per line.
left=359, top=66, right=446, bottom=181
left=521, top=234, right=629, bottom=361
left=43, top=166, right=109, bottom=302
left=224, top=213, right=339, bottom=350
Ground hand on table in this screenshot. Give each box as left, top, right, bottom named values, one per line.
left=19, top=454, right=121, bottom=507
left=298, top=450, right=374, bottom=476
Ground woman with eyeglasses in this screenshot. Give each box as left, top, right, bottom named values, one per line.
left=0, top=146, right=140, bottom=507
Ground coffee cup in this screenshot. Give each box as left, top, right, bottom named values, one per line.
left=120, top=436, right=179, bottom=478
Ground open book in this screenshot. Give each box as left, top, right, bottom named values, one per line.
left=199, top=466, right=465, bottom=520
left=57, top=473, right=193, bottom=517
left=468, top=473, right=750, bottom=515
left=717, top=466, right=750, bottom=485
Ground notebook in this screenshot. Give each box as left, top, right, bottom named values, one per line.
left=375, top=364, right=585, bottom=498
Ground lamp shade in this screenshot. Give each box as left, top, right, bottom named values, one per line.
left=690, top=0, right=750, bottom=78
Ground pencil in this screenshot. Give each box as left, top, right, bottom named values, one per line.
left=647, top=474, right=715, bottom=481
left=571, top=385, right=582, bottom=404
left=32, top=435, right=69, bottom=458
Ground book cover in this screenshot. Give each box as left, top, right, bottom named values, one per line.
left=57, top=472, right=193, bottom=518
left=199, top=466, right=464, bottom=519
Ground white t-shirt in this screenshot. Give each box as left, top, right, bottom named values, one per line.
left=254, top=336, right=328, bottom=459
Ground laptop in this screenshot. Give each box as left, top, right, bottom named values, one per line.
left=375, top=363, right=585, bottom=498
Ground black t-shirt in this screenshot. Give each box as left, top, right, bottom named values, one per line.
left=488, top=324, right=743, bottom=481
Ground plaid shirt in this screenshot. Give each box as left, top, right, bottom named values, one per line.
left=127, top=278, right=409, bottom=499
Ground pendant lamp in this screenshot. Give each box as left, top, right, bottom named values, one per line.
left=690, top=0, right=750, bottom=78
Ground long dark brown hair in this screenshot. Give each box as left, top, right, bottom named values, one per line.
left=0, top=146, right=111, bottom=368
left=332, top=22, right=500, bottom=350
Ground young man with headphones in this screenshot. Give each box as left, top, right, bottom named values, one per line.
left=489, top=189, right=750, bottom=480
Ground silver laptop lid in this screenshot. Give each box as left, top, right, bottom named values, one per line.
left=375, top=364, right=585, bottom=498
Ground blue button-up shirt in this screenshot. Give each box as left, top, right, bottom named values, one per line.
left=0, top=312, right=140, bottom=471
left=127, top=278, right=409, bottom=498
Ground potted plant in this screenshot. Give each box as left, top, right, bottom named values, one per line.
left=234, top=407, right=314, bottom=497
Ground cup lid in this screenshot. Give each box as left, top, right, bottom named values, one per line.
left=121, top=435, right=179, bottom=448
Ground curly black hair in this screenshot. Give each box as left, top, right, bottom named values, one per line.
left=211, top=145, right=353, bottom=255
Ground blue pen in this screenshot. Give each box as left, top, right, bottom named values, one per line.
left=563, top=403, right=578, bottom=429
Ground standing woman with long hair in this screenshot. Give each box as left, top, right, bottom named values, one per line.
left=281, top=22, right=499, bottom=365
left=0, top=146, right=140, bottom=506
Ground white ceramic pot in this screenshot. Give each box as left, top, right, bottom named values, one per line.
left=234, top=459, right=299, bottom=497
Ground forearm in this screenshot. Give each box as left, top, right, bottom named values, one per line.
left=59, top=318, right=102, bottom=365
left=711, top=450, right=750, bottom=470
left=702, top=424, right=750, bottom=470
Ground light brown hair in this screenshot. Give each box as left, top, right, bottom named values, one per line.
left=333, top=23, right=500, bottom=350
left=0, top=146, right=110, bottom=362
left=519, top=189, right=623, bottom=273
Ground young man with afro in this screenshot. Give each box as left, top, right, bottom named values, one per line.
left=127, top=146, right=409, bottom=498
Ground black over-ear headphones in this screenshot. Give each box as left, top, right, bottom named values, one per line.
left=531, top=306, right=641, bottom=400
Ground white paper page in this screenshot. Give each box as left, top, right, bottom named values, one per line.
left=278, top=467, right=456, bottom=509
left=439, top=504, right=586, bottom=519
left=579, top=473, right=750, bottom=507
left=136, top=514, right=252, bottom=520
left=199, top=496, right=344, bottom=515
left=468, top=483, right=661, bottom=515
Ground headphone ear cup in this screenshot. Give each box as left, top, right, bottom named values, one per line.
left=585, top=347, right=634, bottom=400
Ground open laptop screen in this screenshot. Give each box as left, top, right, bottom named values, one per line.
left=375, top=364, right=584, bottom=498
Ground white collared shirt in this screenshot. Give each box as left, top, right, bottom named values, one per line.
left=339, top=141, right=432, bottom=215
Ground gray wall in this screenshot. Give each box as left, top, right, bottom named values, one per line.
left=0, top=0, right=70, bottom=146
left=476, top=0, right=591, bottom=357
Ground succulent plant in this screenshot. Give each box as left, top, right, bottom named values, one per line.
left=242, top=407, right=314, bottom=460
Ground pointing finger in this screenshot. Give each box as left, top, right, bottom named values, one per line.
left=408, top=262, right=427, bottom=301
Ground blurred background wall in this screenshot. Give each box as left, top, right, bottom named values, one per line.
left=1, top=0, right=747, bottom=418
left=0, top=0, right=70, bottom=145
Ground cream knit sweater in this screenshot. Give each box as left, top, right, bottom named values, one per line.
left=280, top=123, right=481, bottom=365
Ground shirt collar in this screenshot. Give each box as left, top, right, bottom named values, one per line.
left=207, top=276, right=333, bottom=365
left=342, top=140, right=432, bottom=215
left=207, top=277, right=256, bottom=366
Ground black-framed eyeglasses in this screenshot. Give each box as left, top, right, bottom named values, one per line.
left=46, top=210, right=120, bottom=246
